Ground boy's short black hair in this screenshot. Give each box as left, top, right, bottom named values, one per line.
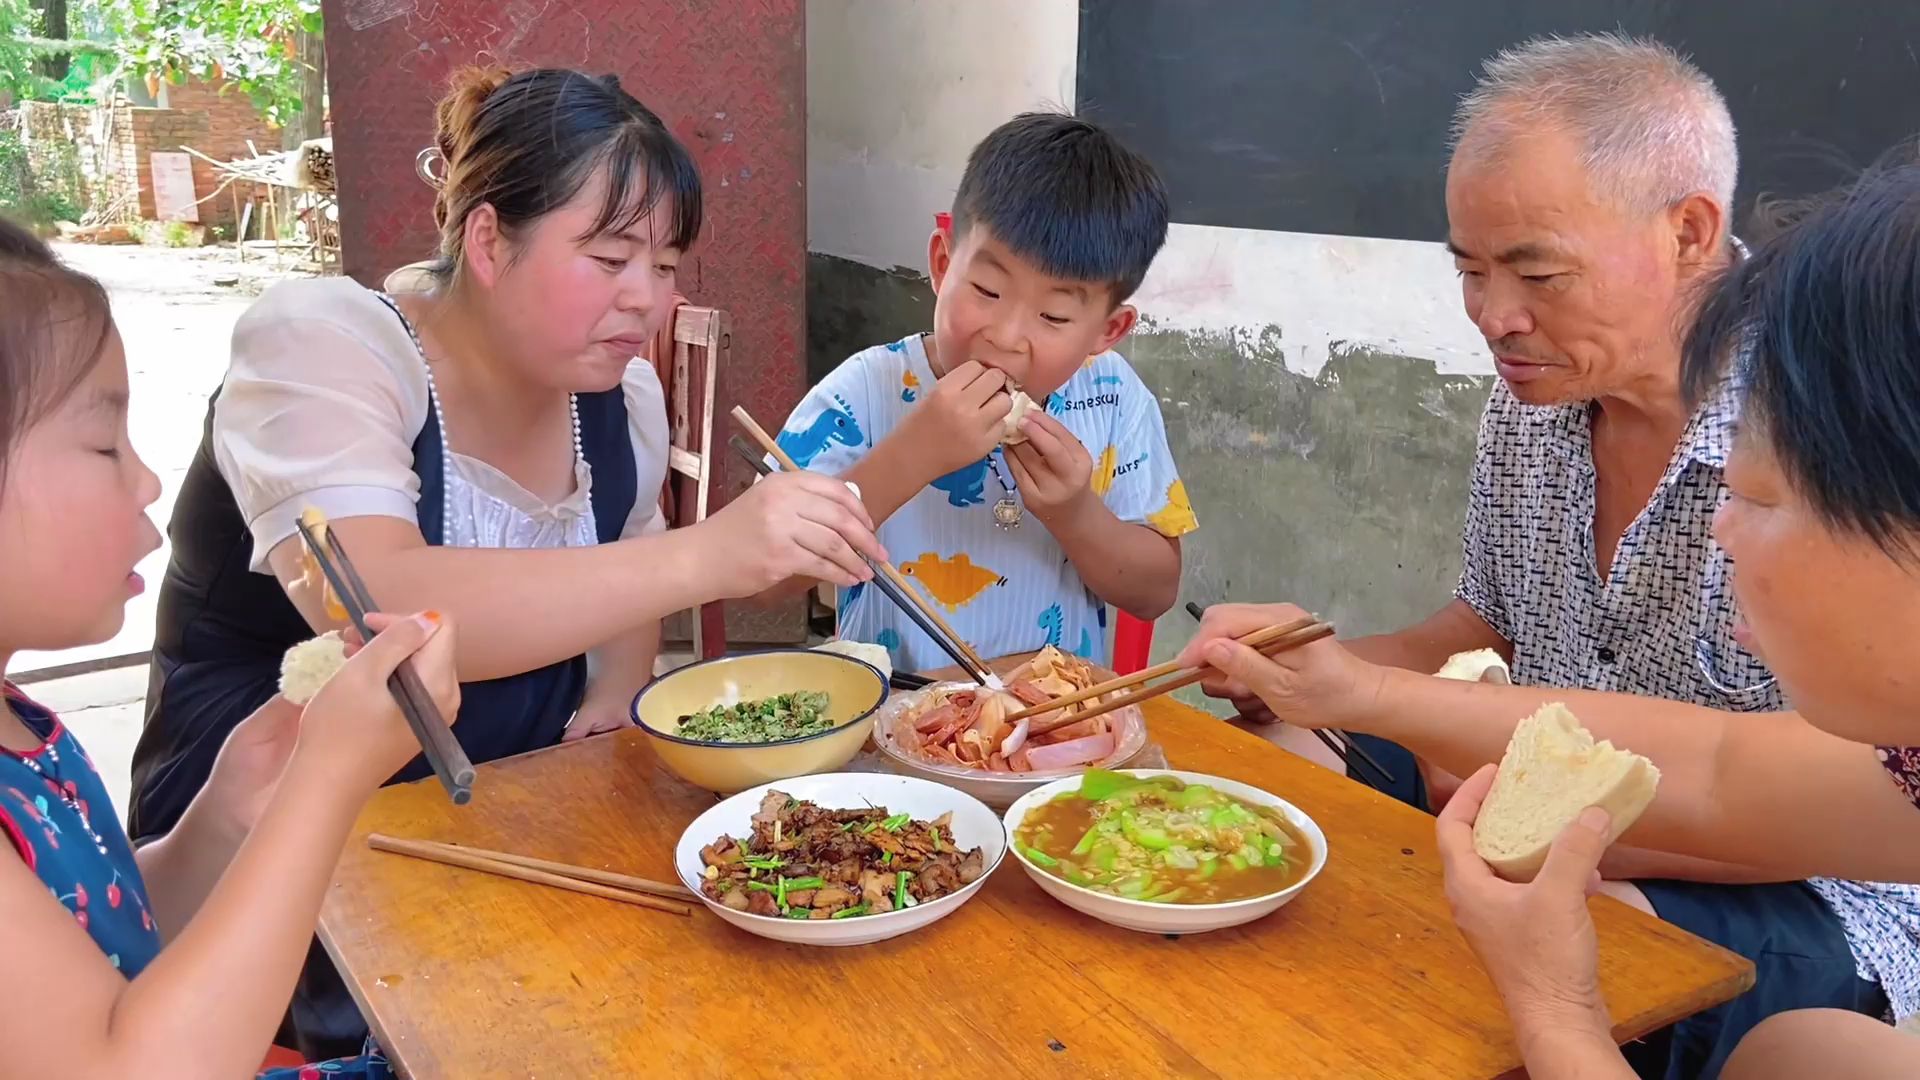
left=1681, top=161, right=1920, bottom=560
left=950, top=112, right=1169, bottom=304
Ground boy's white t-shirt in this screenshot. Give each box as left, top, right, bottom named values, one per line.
left=773, top=334, right=1197, bottom=674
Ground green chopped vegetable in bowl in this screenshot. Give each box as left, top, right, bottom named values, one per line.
left=676, top=691, right=834, bottom=744
left=1012, top=768, right=1312, bottom=905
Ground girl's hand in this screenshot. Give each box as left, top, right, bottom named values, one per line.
left=1003, top=412, right=1095, bottom=522
left=1174, top=602, right=1383, bottom=729
left=201, top=695, right=304, bottom=835
left=897, top=360, right=1012, bottom=479
left=1436, top=764, right=1617, bottom=1047
left=289, top=611, right=461, bottom=794
left=699, top=470, right=887, bottom=594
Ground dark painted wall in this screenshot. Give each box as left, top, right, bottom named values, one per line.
left=1078, top=0, right=1920, bottom=240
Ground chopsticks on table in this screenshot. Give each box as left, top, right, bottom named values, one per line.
left=1002, top=618, right=1338, bottom=735
left=294, top=516, right=475, bottom=805
left=726, top=409, right=997, bottom=688
left=1183, top=602, right=1396, bottom=789
left=368, top=834, right=694, bottom=916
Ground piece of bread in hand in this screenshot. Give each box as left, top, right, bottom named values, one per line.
left=280, top=631, right=349, bottom=705
left=1436, top=648, right=1511, bottom=684
left=1472, top=703, right=1660, bottom=881
left=1000, top=389, right=1038, bottom=445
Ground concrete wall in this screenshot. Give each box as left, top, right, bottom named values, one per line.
left=805, top=0, right=1494, bottom=661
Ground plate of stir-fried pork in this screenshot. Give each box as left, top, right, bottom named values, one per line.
left=872, top=646, right=1149, bottom=808
left=674, top=773, right=1006, bottom=945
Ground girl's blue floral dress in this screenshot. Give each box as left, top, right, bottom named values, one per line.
left=0, top=685, right=392, bottom=1078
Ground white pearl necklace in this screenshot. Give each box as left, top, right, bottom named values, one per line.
left=385, top=294, right=584, bottom=548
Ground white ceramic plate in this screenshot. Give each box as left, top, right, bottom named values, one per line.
left=674, top=772, right=1007, bottom=946
left=1002, top=769, right=1328, bottom=935
left=870, top=681, right=1150, bottom=810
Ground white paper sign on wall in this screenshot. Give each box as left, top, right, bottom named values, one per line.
left=150, top=152, right=200, bottom=223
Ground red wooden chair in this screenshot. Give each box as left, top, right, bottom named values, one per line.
left=932, top=212, right=1155, bottom=675
left=658, top=304, right=731, bottom=660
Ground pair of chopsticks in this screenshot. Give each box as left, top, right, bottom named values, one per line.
left=1183, top=602, right=1395, bottom=788
left=725, top=433, right=986, bottom=688
left=368, top=834, right=694, bottom=916
left=1001, top=617, right=1338, bottom=733
left=724, top=414, right=997, bottom=688
left=295, top=517, right=475, bottom=804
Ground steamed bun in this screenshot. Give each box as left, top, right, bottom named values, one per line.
left=280, top=631, right=349, bottom=705
left=1000, top=389, right=1038, bottom=445
left=816, top=638, right=893, bottom=682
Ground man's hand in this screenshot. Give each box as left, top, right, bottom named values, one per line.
left=1174, top=602, right=1386, bottom=730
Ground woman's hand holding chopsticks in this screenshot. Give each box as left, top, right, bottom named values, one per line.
left=1177, top=602, right=1383, bottom=732
left=295, top=611, right=463, bottom=797
left=695, top=470, right=889, bottom=595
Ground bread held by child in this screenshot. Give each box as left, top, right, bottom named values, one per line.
left=280, top=631, right=349, bottom=705
left=1000, top=389, right=1039, bottom=445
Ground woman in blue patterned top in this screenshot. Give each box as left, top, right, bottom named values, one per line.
left=1186, top=164, right=1920, bottom=1077
left=0, top=218, right=460, bottom=1077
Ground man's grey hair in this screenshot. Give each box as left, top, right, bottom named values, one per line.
left=1450, top=33, right=1738, bottom=216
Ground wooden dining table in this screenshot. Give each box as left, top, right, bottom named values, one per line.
left=319, top=693, right=1753, bottom=1079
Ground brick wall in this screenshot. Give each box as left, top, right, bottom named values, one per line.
left=13, top=81, right=277, bottom=227
left=145, top=77, right=280, bottom=226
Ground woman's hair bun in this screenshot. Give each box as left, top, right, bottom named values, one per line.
left=434, top=64, right=514, bottom=163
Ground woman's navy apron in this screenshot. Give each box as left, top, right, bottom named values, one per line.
left=129, top=313, right=637, bottom=1058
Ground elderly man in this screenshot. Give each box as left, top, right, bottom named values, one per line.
left=1202, top=34, right=1919, bottom=1080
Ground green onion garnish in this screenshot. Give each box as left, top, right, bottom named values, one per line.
left=831, top=903, right=870, bottom=919
left=895, top=870, right=912, bottom=909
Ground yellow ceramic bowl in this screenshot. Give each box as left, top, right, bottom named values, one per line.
left=630, top=649, right=887, bottom=794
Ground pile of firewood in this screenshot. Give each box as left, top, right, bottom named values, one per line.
left=295, top=139, right=335, bottom=194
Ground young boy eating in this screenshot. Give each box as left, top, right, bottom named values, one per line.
left=774, top=112, right=1196, bottom=673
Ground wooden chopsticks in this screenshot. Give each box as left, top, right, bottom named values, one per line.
left=729, top=407, right=997, bottom=686
left=1184, top=602, right=1395, bottom=789
left=725, top=433, right=984, bottom=689
left=1003, top=615, right=1324, bottom=725
left=295, top=516, right=474, bottom=804
left=1008, top=619, right=1338, bottom=734
left=368, top=835, right=694, bottom=916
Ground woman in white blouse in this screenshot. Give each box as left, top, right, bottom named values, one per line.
left=127, top=66, right=881, bottom=1058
